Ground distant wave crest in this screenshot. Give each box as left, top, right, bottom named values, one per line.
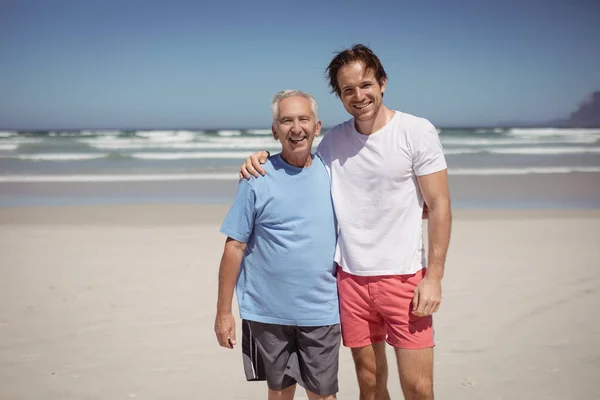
left=1, top=166, right=599, bottom=183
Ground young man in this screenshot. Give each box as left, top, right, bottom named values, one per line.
left=215, top=90, right=340, bottom=400
left=241, top=45, right=452, bottom=400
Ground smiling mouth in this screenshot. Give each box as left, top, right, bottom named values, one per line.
left=353, top=101, right=371, bottom=110
left=289, top=137, right=306, bottom=144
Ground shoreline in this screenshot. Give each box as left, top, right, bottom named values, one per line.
left=1, top=172, right=599, bottom=210
left=1, top=204, right=600, bottom=226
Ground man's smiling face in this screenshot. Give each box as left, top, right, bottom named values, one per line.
left=272, top=95, right=321, bottom=160
left=337, top=61, right=386, bottom=123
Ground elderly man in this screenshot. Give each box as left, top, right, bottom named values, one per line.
left=215, top=90, right=340, bottom=400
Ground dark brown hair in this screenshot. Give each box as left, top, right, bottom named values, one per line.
left=326, top=44, right=388, bottom=97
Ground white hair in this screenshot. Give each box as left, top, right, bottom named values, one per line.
left=271, top=90, right=319, bottom=122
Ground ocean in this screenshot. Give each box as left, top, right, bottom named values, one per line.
left=1, top=127, right=600, bottom=208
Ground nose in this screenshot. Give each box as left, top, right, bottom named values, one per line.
left=291, top=119, right=302, bottom=133
left=353, top=87, right=365, bottom=100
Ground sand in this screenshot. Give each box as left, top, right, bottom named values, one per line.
left=1, top=205, right=599, bottom=399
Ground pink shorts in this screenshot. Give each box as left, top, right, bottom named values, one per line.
left=337, top=266, right=434, bottom=349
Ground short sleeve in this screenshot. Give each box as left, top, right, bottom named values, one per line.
left=220, top=180, right=255, bottom=242
left=412, top=120, right=447, bottom=176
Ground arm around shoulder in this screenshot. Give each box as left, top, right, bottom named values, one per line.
left=240, top=150, right=270, bottom=179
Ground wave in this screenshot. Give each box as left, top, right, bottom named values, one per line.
left=130, top=152, right=255, bottom=160
left=506, top=128, right=600, bottom=137
left=14, top=153, right=108, bottom=161
left=217, top=130, right=242, bottom=137
left=246, top=129, right=272, bottom=135
left=0, top=173, right=239, bottom=183
left=474, top=128, right=506, bottom=134
left=74, top=132, right=600, bottom=151
left=0, top=144, right=18, bottom=151
left=441, top=136, right=600, bottom=146
left=446, top=146, right=600, bottom=155
left=450, top=166, right=600, bottom=175
left=2, top=144, right=599, bottom=161
left=0, top=131, right=18, bottom=138
left=48, top=131, right=119, bottom=137
left=81, top=136, right=303, bottom=150
left=0, top=151, right=263, bottom=161
left=79, top=130, right=121, bottom=136
left=82, top=141, right=285, bottom=151
left=1, top=166, right=599, bottom=183
left=444, top=149, right=481, bottom=155
left=487, top=146, right=600, bottom=155
left=135, top=130, right=198, bottom=142
left=0, top=138, right=44, bottom=145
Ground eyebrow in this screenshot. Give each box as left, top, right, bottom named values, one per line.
left=341, top=80, right=373, bottom=91
left=278, top=114, right=312, bottom=121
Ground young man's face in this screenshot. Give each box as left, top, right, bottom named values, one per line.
left=336, top=61, right=386, bottom=122
left=272, top=96, right=321, bottom=157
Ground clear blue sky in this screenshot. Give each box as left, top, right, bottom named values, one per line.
left=1, top=0, right=599, bottom=129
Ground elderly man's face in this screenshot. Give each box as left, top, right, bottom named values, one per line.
left=272, top=96, right=321, bottom=158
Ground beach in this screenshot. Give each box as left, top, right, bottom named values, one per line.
left=1, top=205, right=599, bottom=399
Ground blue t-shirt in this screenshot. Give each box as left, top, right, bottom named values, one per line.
left=220, top=153, right=339, bottom=326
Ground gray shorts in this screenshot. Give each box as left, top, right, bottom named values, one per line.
left=242, top=319, right=341, bottom=396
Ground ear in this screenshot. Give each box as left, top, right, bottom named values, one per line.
left=380, top=78, right=387, bottom=95
left=315, top=120, right=322, bottom=137
left=272, top=124, right=278, bottom=140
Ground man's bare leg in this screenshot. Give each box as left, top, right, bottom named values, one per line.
left=306, top=390, right=336, bottom=400
left=394, top=347, right=434, bottom=400
left=268, top=384, right=296, bottom=400
left=351, top=341, right=390, bottom=400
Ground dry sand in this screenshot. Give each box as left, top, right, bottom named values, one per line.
left=1, top=205, right=599, bottom=399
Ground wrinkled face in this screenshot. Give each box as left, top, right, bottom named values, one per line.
left=336, top=61, right=386, bottom=122
left=272, top=96, right=321, bottom=157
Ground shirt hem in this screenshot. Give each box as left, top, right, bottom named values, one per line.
left=337, top=265, right=425, bottom=277
left=415, top=164, right=447, bottom=177
left=240, top=312, right=340, bottom=327
left=219, top=228, right=249, bottom=243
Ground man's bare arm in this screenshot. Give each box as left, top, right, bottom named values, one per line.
left=239, top=151, right=270, bottom=179
left=214, top=237, right=247, bottom=348
left=419, top=169, right=452, bottom=278
left=413, top=169, right=452, bottom=316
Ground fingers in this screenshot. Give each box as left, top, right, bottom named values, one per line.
left=228, top=326, right=236, bottom=347
left=250, top=155, right=266, bottom=177
left=247, top=159, right=260, bottom=178
left=215, top=317, right=236, bottom=349
left=412, top=288, right=420, bottom=312
left=240, top=160, right=254, bottom=180
left=422, top=299, right=436, bottom=316
left=255, top=163, right=266, bottom=176
left=239, top=151, right=269, bottom=179
left=256, top=151, right=270, bottom=176
left=413, top=287, right=442, bottom=317
left=218, top=330, right=231, bottom=348
left=413, top=296, right=441, bottom=316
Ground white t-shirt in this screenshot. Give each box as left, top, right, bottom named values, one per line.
left=317, top=111, right=447, bottom=276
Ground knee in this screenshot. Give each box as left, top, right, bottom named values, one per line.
left=355, top=362, right=388, bottom=390
left=355, top=364, right=377, bottom=391
left=404, top=376, right=433, bottom=400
